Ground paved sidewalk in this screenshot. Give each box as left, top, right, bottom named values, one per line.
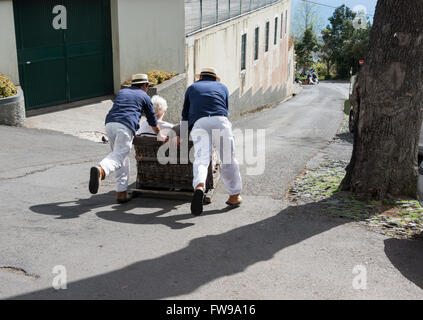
left=25, top=97, right=114, bottom=142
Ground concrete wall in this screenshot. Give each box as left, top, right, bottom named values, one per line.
left=0, top=0, right=19, bottom=85
left=185, top=0, right=293, bottom=119
left=0, top=86, right=25, bottom=127
left=111, top=0, right=186, bottom=93
left=147, top=73, right=186, bottom=124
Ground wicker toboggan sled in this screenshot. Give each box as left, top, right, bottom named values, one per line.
left=132, top=136, right=220, bottom=203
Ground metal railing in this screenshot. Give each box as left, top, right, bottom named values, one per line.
left=185, top=0, right=281, bottom=35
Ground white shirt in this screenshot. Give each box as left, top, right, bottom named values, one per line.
left=137, top=119, right=174, bottom=136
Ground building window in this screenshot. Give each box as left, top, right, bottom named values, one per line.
left=280, top=13, right=283, bottom=38
left=241, top=33, right=247, bottom=71
left=254, top=27, right=259, bottom=60
left=285, top=10, right=288, bottom=34
left=274, top=17, right=278, bottom=45
left=265, top=21, right=270, bottom=52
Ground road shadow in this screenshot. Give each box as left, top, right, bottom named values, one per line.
left=95, top=200, right=233, bottom=230
left=320, top=80, right=350, bottom=84
left=24, top=192, right=423, bottom=299
left=30, top=191, right=119, bottom=220
left=384, top=237, right=423, bottom=290
left=334, top=131, right=354, bottom=144
left=30, top=187, right=232, bottom=230
left=14, top=200, right=349, bottom=299
left=275, top=135, right=333, bottom=146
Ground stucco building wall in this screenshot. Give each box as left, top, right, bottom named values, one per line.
left=185, top=0, right=293, bottom=119
left=110, top=0, right=186, bottom=93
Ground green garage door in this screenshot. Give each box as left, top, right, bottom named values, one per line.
left=13, top=0, right=113, bottom=110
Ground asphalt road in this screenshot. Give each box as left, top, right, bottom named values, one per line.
left=1, top=82, right=422, bottom=299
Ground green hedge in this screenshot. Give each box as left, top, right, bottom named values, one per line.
left=344, top=100, right=351, bottom=116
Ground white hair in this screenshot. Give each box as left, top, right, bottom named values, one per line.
left=151, top=95, right=168, bottom=116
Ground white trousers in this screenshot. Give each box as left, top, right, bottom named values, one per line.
left=191, top=116, right=242, bottom=195
left=99, top=122, right=134, bottom=192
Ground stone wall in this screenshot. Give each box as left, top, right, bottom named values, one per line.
left=229, top=85, right=287, bottom=118
left=0, top=87, right=26, bottom=127
left=147, top=73, right=187, bottom=124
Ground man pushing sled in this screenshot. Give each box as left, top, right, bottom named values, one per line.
left=89, top=73, right=167, bottom=203
left=88, top=68, right=242, bottom=216
left=182, top=67, right=243, bottom=215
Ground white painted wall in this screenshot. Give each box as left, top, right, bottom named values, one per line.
left=111, top=0, right=186, bottom=92
left=186, top=0, right=293, bottom=98
left=0, top=0, right=19, bottom=85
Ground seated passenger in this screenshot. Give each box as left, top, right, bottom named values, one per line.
left=137, top=95, right=174, bottom=136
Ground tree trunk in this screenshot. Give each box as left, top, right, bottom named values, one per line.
left=325, top=60, right=331, bottom=76
left=341, top=0, right=423, bottom=200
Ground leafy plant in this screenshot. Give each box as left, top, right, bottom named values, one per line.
left=311, top=62, right=330, bottom=79
left=344, top=100, right=351, bottom=116
left=122, top=70, right=176, bottom=87
left=147, top=70, right=176, bottom=86
left=0, top=73, right=17, bottom=98
left=294, top=26, right=320, bottom=74
left=321, top=5, right=371, bottom=79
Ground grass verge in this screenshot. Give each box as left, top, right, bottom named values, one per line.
left=289, top=159, right=423, bottom=240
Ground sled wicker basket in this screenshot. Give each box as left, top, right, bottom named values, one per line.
left=133, top=136, right=219, bottom=192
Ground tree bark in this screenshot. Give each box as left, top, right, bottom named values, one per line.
left=325, top=59, right=331, bottom=76
left=341, top=0, right=423, bottom=200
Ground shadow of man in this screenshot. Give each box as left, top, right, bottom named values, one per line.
left=94, top=198, right=231, bottom=230
left=25, top=187, right=422, bottom=299
left=15, top=200, right=347, bottom=299
left=30, top=191, right=118, bottom=220
left=384, top=237, right=423, bottom=290
left=30, top=188, right=231, bottom=230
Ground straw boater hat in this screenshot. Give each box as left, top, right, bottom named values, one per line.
left=131, top=73, right=153, bottom=86
left=195, top=67, right=221, bottom=82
